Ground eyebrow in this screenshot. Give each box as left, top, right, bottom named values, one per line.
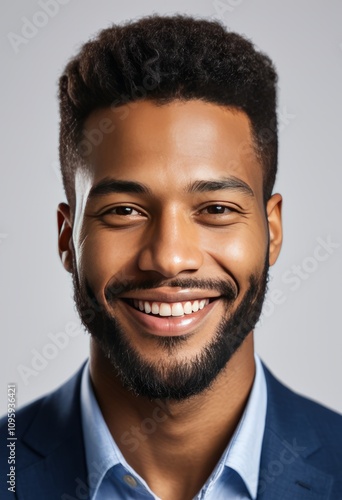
left=87, top=175, right=254, bottom=199
left=88, top=178, right=152, bottom=199
left=187, top=177, right=254, bottom=197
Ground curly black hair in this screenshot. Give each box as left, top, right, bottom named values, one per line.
left=58, top=15, right=278, bottom=210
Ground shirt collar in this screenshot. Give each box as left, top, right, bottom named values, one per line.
left=221, top=353, right=267, bottom=498
left=80, top=362, right=155, bottom=498
left=81, top=353, right=267, bottom=499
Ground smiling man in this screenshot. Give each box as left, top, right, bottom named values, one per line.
left=1, top=15, right=342, bottom=500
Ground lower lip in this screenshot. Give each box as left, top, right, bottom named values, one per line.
left=118, top=299, right=220, bottom=336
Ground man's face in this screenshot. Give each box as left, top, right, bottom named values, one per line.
left=59, top=100, right=282, bottom=400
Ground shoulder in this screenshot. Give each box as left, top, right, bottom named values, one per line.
left=0, top=363, right=87, bottom=498
left=0, top=365, right=84, bottom=426
left=0, top=367, right=88, bottom=500
left=262, top=361, right=342, bottom=473
left=263, top=361, right=342, bottom=435
left=257, top=362, right=342, bottom=498
left=1, top=394, right=44, bottom=439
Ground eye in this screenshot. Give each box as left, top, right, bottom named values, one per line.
left=201, top=205, right=233, bottom=215
left=97, top=205, right=147, bottom=227
left=105, top=206, right=143, bottom=216
left=196, top=203, right=240, bottom=226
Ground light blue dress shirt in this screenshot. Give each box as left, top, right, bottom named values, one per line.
left=80, top=354, right=267, bottom=499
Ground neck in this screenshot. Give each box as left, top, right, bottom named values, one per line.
left=90, top=334, right=255, bottom=500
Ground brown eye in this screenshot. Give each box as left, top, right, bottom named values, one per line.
left=204, top=205, right=231, bottom=214
left=108, top=206, right=141, bottom=216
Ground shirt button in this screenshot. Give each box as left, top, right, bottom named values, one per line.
left=123, top=474, right=138, bottom=488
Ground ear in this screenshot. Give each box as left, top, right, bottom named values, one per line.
left=57, top=203, right=74, bottom=273
left=266, top=193, right=283, bottom=266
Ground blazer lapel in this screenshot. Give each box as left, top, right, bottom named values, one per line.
left=12, top=360, right=337, bottom=499
left=16, top=365, right=89, bottom=500
left=258, top=363, right=334, bottom=499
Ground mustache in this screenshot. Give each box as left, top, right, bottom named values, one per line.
left=104, top=277, right=238, bottom=302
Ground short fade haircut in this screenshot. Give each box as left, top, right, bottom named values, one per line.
left=58, top=15, right=278, bottom=211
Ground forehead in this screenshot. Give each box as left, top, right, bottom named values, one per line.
left=80, top=99, right=263, bottom=199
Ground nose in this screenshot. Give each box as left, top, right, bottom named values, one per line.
left=137, top=209, right=204, bottom=278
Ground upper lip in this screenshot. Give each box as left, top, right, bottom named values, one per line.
left=119, top=288, right=221, bottom=303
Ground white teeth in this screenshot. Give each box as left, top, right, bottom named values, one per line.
left=171, top=303, right=184, bottom=317
left=184, top=302, right=193, bottom=314
left=152, top=302, right=159, bottom=315
left=159, top=303, right=172, bottom=316
left=192, top=300, right=199, bottom=312
left=131, top=298, right=211, bottom=316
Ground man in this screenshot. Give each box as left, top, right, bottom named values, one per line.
left=1, top=15, right=341, bottom=500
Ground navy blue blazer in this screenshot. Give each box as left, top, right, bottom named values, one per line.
left=1, top=362, right=341, bottom=499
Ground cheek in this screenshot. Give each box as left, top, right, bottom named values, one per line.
left=76, top=229, right=137, bottom=296
left=200, top=224, right=268, bottom=283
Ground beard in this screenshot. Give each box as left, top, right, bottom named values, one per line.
left=72, top=257, right=269, bottom=401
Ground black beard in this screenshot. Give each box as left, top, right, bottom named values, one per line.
left=72, top=259, right=269, bottom=401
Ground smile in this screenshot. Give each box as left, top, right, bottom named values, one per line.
left=129, top=298, right=210, bottom=317
left=118, top=295, right=221, bottom=337
left=117, top=287, right=222, bottom=336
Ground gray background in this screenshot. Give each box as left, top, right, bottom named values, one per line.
left=1, top=0, right=341, bottom=416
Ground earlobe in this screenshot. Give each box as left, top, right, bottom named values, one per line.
left=57, top=203, right=74, bottom=273
left=266, top=193, right=283, bottom=266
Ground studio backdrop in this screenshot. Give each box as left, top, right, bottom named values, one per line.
left=1, top=0, right=341, bottom=415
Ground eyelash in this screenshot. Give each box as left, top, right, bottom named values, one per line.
left=100, top=204, right=237, bottom=218
left=199, top=205, right=234, bottom=215
left=104, top=206, right=144, bottom=216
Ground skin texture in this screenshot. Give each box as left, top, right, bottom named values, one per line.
left=57, top=100, right=282, bottom=499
